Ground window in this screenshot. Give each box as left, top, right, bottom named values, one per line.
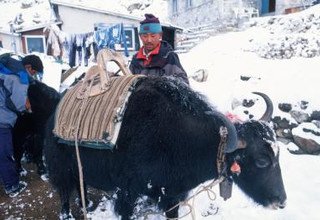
left=24, top=35, right=46, bottom=53
left=118, top=27, right=135, bottom=51
left=186, top=0, right=192, bottom=8
left=172, top=0, right=178, bottom=13
left=188, top=0, right=211, bottom=8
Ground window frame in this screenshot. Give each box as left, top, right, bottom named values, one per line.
left=172, top=0, right=178, bottom=14
left=117, top=27, right=136, bottom=51
left=186, top=0, right=192, bottom=8
left=24, top=35, right=46, bottom=53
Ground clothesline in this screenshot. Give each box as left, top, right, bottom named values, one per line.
left=45, top=23, right=129, bottom=68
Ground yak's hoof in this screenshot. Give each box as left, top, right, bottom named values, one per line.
left=59, top=212, right=74, bottom=220
left=75, top=198, right=94, bottom=212
left=40, top=173, right=49, bottom=182
left=18, top=166, right=28, bottom=176
left=37, top=163, right=47, bottom=176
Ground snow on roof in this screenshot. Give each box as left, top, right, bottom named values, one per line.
left=0, top=0, right=171, bottom=34
left=0, top=0, right=55, bottom=33
left=51, top=0, right=170, bottom=23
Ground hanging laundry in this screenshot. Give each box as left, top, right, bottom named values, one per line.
left=95, top=23, right=123, bottom=50
left=44, top=24, right=67, bottom=59
left=44, top=23, right=129, bottom=68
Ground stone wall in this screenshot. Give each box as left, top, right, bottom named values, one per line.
left=276, top=0, right=305, bottom=14
left=168, top=0, right=221, bottom=28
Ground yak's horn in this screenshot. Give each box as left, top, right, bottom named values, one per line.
left=252, top=92, right=274, bottom=121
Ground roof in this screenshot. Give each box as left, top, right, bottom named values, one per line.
left=51, top=0, right=181, bottom=30
left=14, top=21, right=63, bottom=33
left=0, top=0, right=56, bottom=34
left=51, top=0, right=143, bottom=21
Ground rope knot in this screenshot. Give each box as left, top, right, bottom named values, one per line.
left=219, top=126, right=228, bottom=138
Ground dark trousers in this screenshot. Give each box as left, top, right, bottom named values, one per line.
left=68, top=43, right=77, bottom=68
left=0, top=128, right=19, bottom=190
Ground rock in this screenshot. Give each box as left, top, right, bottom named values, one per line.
left=275, top=128, right=293, bottom=139
left=277, top=137, right=292, bottom=145
left=292, top=136, right=320, bottom=155
left=272, top=116, right=297, bottom=129
left=312, top=120, right=320, bottom=129
left=292, top=122, right=320, bottom=155
left=21, top=0, right=33, bottom=9
left=290, top=110, right=309, bottom=123
left=302, top=127, right=320, bottom=136
left=242, top=99, right=255, bottom=107
left=311, top=111, right=320, bottom=121
left=278, top=103, right=292, bottom=112
left=299, top=100, right=309, bottom=110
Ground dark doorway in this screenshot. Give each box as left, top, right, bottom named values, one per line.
left=162, top=26, right=175, bottom=49
left=269, top=0, right=276, bottom=12
left=261, top=0, right=276, bottom=14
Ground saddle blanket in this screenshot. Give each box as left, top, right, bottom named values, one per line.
left=53, top=74, right=143, bottom=149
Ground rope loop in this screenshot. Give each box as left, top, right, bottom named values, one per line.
left=73, top=77, right=95, bottom=220
left=141, top=177, right=224, bottom=220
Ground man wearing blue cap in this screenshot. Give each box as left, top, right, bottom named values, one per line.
left=130, top=14, right=189, bottom=85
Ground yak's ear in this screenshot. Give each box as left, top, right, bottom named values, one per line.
left=237, top=139, right=247, bottom=149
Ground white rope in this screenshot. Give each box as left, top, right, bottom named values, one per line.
left=142, top=177, right=224, bottom=220
left=73, top=78, right=95, bottom=220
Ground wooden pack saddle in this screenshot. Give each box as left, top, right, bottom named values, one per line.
left=53, top=49, right=144, bottom=149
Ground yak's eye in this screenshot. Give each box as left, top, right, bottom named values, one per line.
left=255, top=158, right=270, bottom=168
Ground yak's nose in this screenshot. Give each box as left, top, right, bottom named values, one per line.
left=278, top=200, right=286, bottom=209
left=269, top=199, right=286, bottom=209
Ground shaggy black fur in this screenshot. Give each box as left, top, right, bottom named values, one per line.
left=29, top=77, right=286, bottom=219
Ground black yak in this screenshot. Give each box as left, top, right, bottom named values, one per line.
left=26, top=77, right=286, bottom=219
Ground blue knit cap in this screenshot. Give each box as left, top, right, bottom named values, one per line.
left=139, top=14, right=162, bottom=34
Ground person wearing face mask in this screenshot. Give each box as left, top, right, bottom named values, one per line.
left=22, top=55, right=44, bottom=81
left=129, top=14, right=189, bottom=85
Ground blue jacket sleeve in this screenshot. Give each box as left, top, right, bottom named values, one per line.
left=5, top=74, right=28, bottom=112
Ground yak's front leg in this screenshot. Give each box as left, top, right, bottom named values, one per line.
left=159, top=193, right=188, bottom=220
left=114, top=188, right=138, bottom=220
left=58, top=187, right=74, bottom=219
left=161, top=199, right=180, bottom=219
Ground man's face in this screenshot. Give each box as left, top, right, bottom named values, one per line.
left=24, top=64, right=37, bottom=76
left=139, top=33, right=162, bottom=53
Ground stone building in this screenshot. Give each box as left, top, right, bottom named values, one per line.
left=167, top=0, right=315, bottom=28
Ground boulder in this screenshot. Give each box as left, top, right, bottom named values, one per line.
left=292, top=122, right=320, bottom=155
left=278, top=103, right=292, bottom=113
left=272, top=116, right=297, bottom=129
left=290, top=110, right=310, bottom=123
left=292, top=136, right=320, bottom=155
left=311, top=111, right=320, bottom=121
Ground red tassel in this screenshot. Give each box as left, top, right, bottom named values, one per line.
left=231, top=161, right=241, bottom=174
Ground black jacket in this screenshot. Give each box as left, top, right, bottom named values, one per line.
left=129, top=41, right=189, bottom=85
